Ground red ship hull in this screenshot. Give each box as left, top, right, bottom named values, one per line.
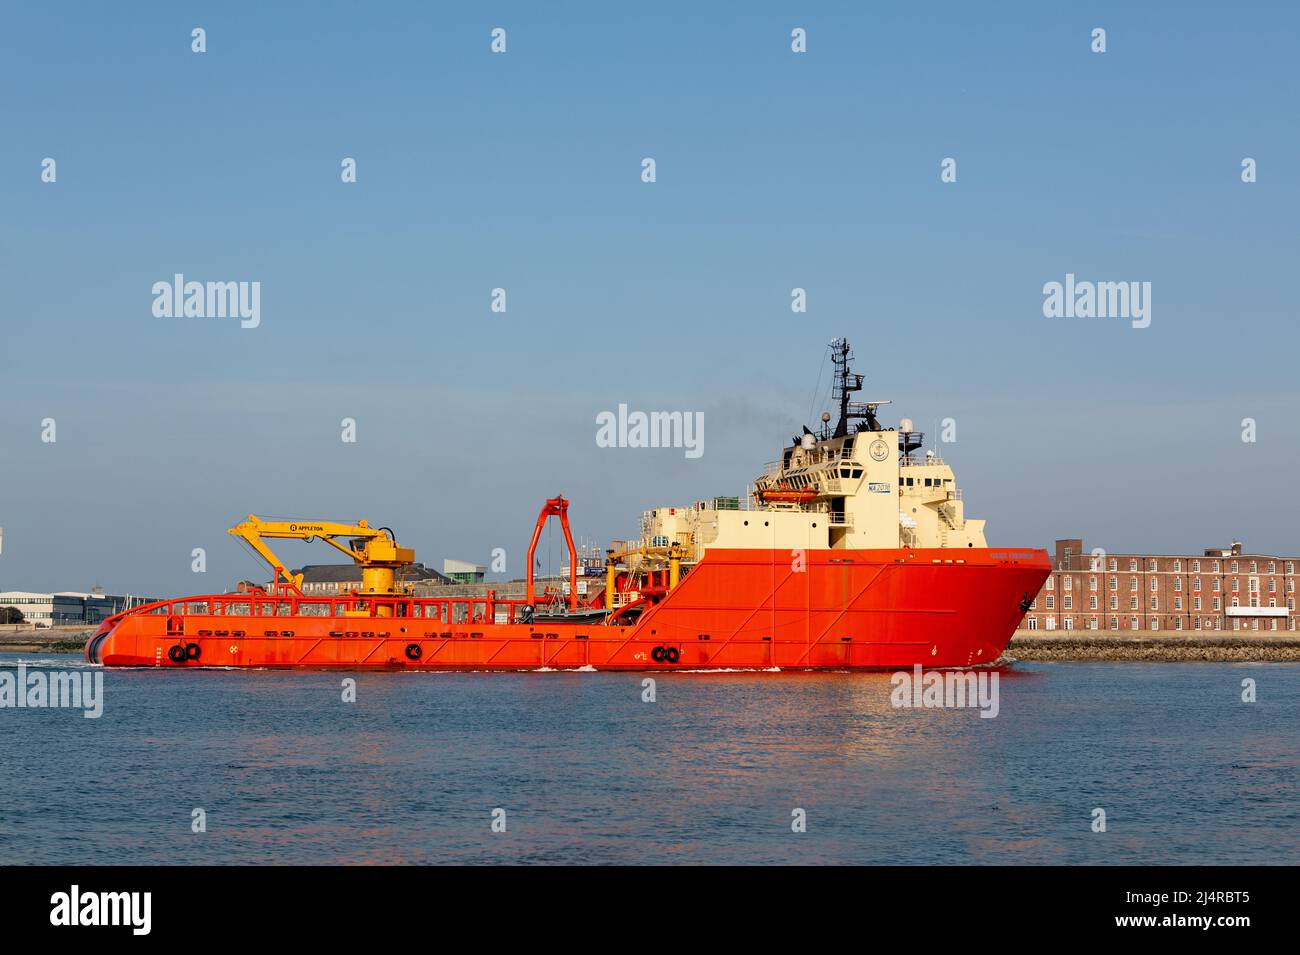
left=86, top=548, right=1048, bottom=670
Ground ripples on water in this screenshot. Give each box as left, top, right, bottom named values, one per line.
left=1, top=655, right=1296, bottom=864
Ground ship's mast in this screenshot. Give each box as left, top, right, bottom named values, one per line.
left=827, top=338, right=884, bottom=438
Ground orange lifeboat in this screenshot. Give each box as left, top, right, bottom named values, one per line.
left=755, top=482, right=817, bottom=505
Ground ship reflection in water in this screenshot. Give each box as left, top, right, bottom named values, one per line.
left=2, top=656, right=1296, bottom=865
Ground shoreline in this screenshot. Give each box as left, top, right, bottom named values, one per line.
left=0, top=626, right=94, bottom=655
left=1007, top=633, right=1300, bottom=662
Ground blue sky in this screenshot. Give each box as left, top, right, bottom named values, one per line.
left=2, top=2, right=1298, bottom=594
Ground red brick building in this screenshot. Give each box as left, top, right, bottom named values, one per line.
left=1024, top=538, right=1298, bottom=634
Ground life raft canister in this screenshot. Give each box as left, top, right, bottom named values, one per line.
left=167, top=644, right=187, bottom=663
left=405, top=643, right=422, bottom=661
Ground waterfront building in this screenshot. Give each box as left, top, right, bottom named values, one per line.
left=294, top=562, right=449, bottom=595
left=442, top=559, right=487, bottom=584
left=1024, top=538, right=1298, bottom=633
left=0, top=589, right=153, bottom=626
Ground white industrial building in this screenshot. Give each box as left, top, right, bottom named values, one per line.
left=0, top=589, right=153, bottom=627
left=442, top=559, right=487, bottom=584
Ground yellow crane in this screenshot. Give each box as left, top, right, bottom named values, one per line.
left=228, top=515, right=416, bottom=598
left=604, top=541, right=687, bottom=610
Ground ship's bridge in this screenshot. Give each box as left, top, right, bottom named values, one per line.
left=627, top=339, right=988, bottom=560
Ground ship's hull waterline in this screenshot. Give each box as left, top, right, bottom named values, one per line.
left=87, top=548, right=1049, bottom=670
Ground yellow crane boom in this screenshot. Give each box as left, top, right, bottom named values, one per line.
left=228, top=515, right=416, bottom=595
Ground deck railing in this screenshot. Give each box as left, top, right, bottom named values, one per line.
left=122, top=591, right=553, bottom=626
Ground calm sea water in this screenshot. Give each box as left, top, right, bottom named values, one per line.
left=1, top=654, right=1296, bottom=865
